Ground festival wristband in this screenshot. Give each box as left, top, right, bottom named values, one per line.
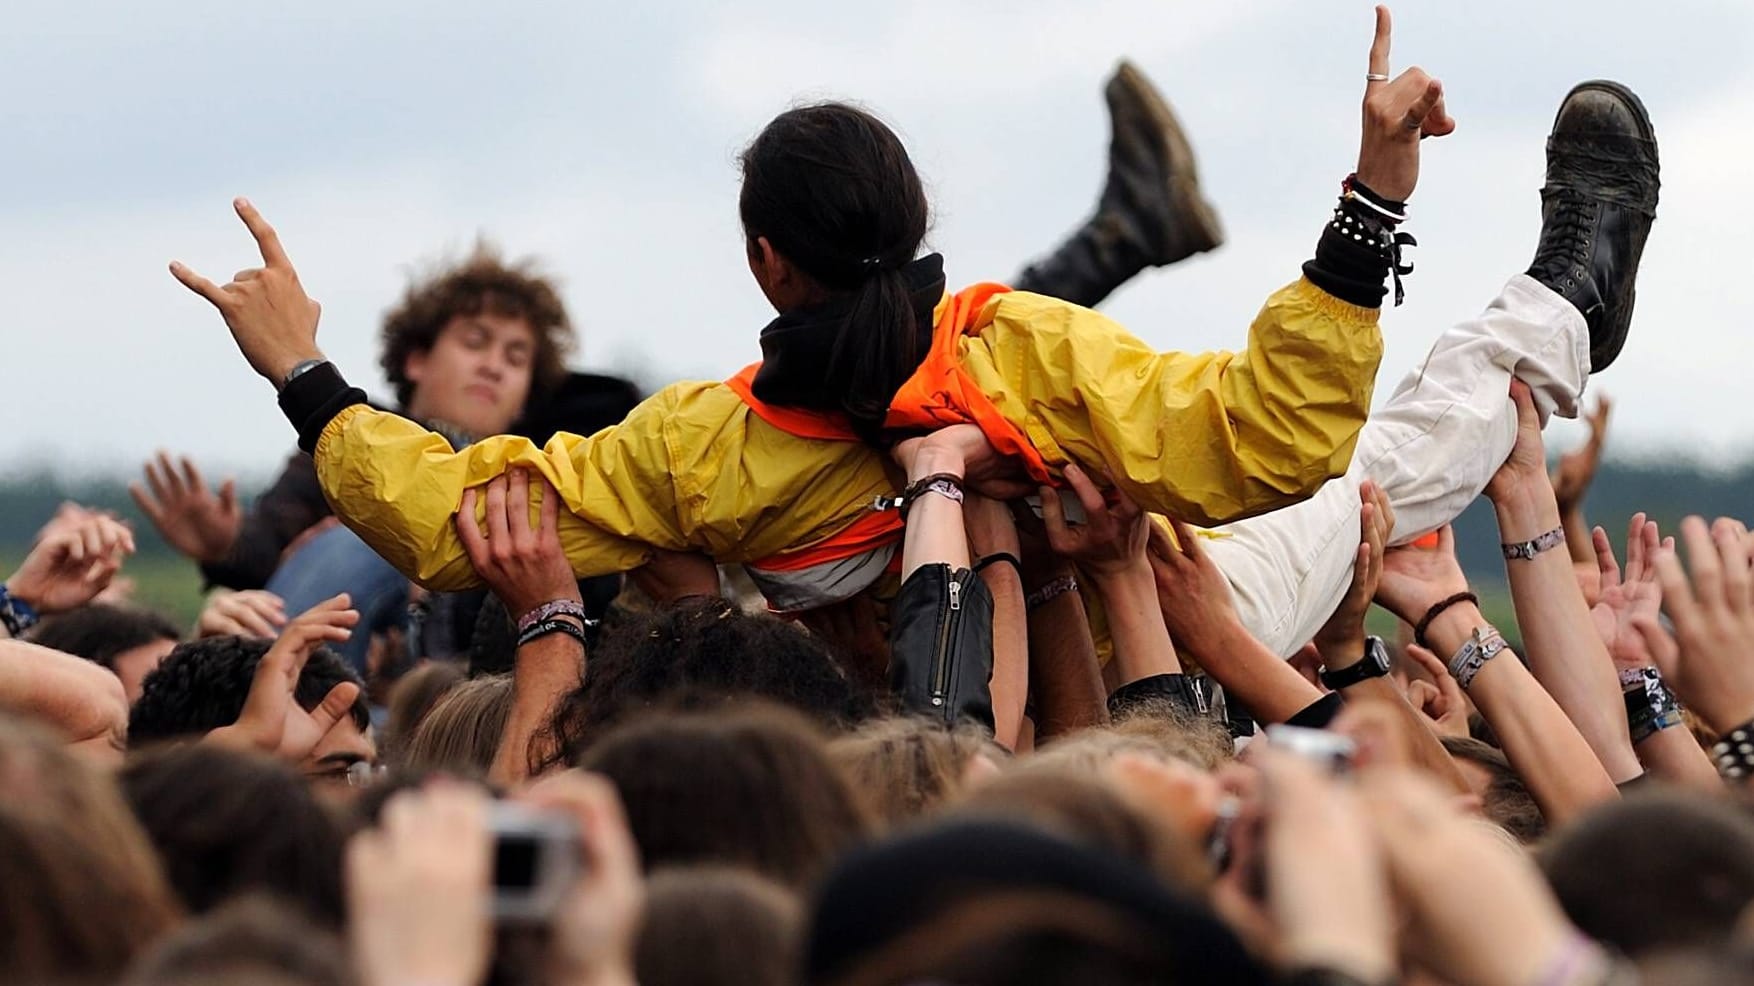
left=516, top=599, right=587, bottom=634
left=516, top=616, right=589, bottom=651
left=1502, top=526, right=1566, bottom=561
left=0, top=584, right=39, bottom=638
left=1025, top=576, right=1079, bottom=610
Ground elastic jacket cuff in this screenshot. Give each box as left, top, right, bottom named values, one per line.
left=278, top=362, right=366, bottom=453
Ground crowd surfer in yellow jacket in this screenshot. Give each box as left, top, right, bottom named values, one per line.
left=171, top=15, right=1458, bottom=620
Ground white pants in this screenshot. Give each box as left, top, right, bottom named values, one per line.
left=1203, top=275, right=1590, bottom=657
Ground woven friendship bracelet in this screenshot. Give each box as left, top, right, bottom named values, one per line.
left=517, top=599, right=587, bottom=634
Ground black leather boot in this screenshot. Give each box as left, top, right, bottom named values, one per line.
left=1527, top=80, right=1659, bottom=372
left=1013, top=61, right=1223, bottom=308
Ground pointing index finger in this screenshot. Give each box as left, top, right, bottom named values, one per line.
left=1367, top=5, right=1392, bottom=80
left=234, top=197, right=292, bottom=270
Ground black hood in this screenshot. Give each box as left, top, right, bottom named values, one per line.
left=748, top=253, right=946, bottom=413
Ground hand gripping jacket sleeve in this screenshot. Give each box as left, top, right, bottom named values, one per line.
left=285, top=276, right=1380, bottom=591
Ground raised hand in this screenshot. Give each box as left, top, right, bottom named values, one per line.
left=204, top=593, right=360, bottom=762
left=1588, top=513, right=1668, bottom=669
left=1552, top=396, right=1612, bottom=512
left=1360, top=768, right=1589, bottom=986
left=1040, top=463, right=1145, bottom=580
left=1146, top=517, right=1243, bottom=659
left=1402, top=644, right=1469, bottom=738
left=1638, top=516, right=1754, bottom=733
left=170, top=198, right=324, bottom=387
left=1374, top=525, right=1470, bottom=627
left=890, top=424, right=1034, bottom=500
left=129, top=451, right=242, bottom=564
left=1259, top=746, right=1396, bottom=984
left=456, top=469, right=580, bottom=623
left=1315, top=481, right=1396, bottom=654
left=1484, top=380, right=1549, bottom=506
left=195, top=589, right=289, bottom=639
left=1354, top=5, right=1455, bottom=202
left=628, top=549, right=720, bottom=607
left=6, top=507, right=135, bottom=615
left=347, top=781, right=494, bottom=986
left=518, top=771, right=645, bottom=986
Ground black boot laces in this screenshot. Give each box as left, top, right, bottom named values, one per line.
left=1530, top=193, right=1600, bottom=291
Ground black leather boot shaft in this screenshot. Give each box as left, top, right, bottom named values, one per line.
left=1014, top=61, right=1223, bottom=308
left=1526, top=80, right=1659, bottom=372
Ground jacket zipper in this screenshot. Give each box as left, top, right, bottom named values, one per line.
left=929, top=572, right=964, bottom=713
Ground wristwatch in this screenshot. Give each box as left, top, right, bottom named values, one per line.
left=1319, top=635, right=1391, bottom=691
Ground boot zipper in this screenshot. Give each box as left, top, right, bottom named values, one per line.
left=929, top=571, right=965, bottom=713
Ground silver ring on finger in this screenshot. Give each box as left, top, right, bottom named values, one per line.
left=1365, top=73, right=1390, bottom=82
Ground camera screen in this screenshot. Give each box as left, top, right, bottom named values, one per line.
left=495, top=834, right=541, bottom=891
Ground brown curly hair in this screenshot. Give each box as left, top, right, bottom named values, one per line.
left=379, top=243, right=575, bottom=409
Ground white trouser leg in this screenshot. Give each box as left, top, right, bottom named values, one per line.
left=1202, top=274, right=1590, bottom=657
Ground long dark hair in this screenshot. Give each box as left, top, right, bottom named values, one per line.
left=739, top=102, right=931, bottom=440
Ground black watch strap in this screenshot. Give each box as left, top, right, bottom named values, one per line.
left=1319, top=636, right=1391, bottom=691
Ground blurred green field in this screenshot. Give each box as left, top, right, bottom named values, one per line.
left=1, top=452, right=1737, bottom=648
left=0, top=550, right=208, bottom=628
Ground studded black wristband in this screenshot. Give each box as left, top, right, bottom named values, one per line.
left=1710, top=717, right=1754, bottom=780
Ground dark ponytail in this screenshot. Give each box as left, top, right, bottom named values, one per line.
left=739, top=102, right=931, bottom=442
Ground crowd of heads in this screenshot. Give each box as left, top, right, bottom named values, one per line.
left=5, top=32, right=1754, bottom=986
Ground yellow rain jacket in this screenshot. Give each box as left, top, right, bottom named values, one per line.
left=307, top=277, right=1381, bottom=594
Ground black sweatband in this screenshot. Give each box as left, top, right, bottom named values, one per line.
left=1286, top=691, right=1347, bottom=730
left=278, top=361, right=367, bottom=454
left=516, top=616, right=588, bottom=651
left=1302, top=174, right=1416, bottom=308
left=974, top=552, right=1023, bottom=577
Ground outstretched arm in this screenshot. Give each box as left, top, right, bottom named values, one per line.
left=171, top=201, right=893, bottom=591
left=971, top=7, right=1453, bottom=527
left=1485, top=382, right=1642, bottom=783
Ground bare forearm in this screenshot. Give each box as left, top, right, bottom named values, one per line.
left=1495, top=485, right=1642, bottom=782
left=983, top=566, right=1028, bottom=750
left=1561, top=504, right=1595, bottom=567
left=1026, top=586, right=1108, bottom=738
left=1092, top=564, right=1181, bottom=687
left=1195, top=621, right=1324, bottom=724
left=491, top=634, right=585, bottom=785
left=0, top=641, right=129, bottom=748
left=1425, top=605, right=1617, bottom=824
left=899, top=447, right=970, bottom=579
left=1635, top=726, right=1722, bottom=794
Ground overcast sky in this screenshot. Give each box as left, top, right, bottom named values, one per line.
left=3, top=0, right=1750, bottom=481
